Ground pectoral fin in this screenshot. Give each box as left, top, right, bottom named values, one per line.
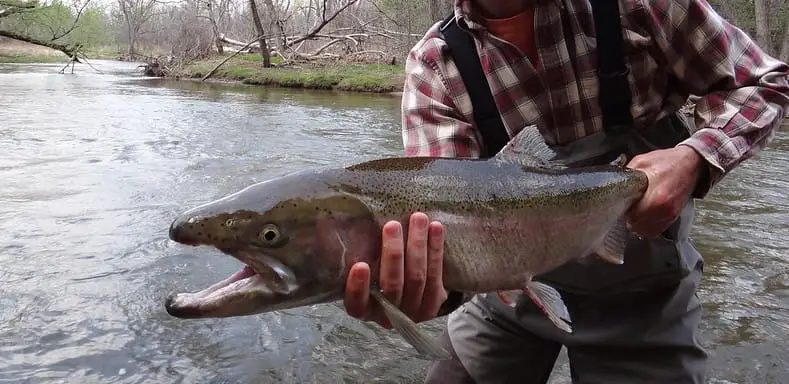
left=524, top=280, right=573, bottom=333
left=593, top=219, right=629, bottom=265
left=369, top=287, right=451, bottom=360
left=496, top=279, right=573, bottom=334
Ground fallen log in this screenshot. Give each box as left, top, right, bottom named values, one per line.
left=219, top=35, right=268, bottom=53
left=0, top=29, right=79, bottom=60
left=139, top=59, right=168, bottom=77
left=219, top=35, right=256, bottom=48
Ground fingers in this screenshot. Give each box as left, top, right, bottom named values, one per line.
left=628, top=215, right=675, bottom=238
left=627, top=198, right=664, bottom=238
left=344, top=262, right=392, bottom=328
left=625, top=153, right=675, bottom=238
left=344, top=212, right=446, bottom=329
left=344, top=262, right=372, bottom=319
left=416, top=220, right=447, bottom=322
left=379, top=220, right=405, bottom=308
left=400, top=213, right=429, bottom=318
left=626, top=185, right=680, bottom=238
left=625, top=147, right=700, bottom=240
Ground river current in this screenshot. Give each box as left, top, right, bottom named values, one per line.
left=0, top=60, right=787, bottom=383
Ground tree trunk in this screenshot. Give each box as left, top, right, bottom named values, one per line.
left=753, top=0, right=771, bottom=50
left=248, top=0, right=270, bottom=67
left=207, top=2, right=224, bottom=55
left=430, top=0, right=453, bottom=22
left=261, top=0, right=286, bottom=54
left=779, top=12, right=789, bottom=62
left=215, top=38, right=224, bottom=54
left=126, top=22, right=137, bottom=60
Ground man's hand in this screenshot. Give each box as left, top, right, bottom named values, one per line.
left=343, top=212, right=448, bottom=329
left=626, top=145, right=706, bottom=238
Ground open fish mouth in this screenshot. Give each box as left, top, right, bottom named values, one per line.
left=164, top=250, right=299, bottom=319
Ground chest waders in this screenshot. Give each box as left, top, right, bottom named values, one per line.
left=423, top=1, right=709, bottom=383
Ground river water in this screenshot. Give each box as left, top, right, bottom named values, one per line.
left=0, top=60, right=787, bottom=384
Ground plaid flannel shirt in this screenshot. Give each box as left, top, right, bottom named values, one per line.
left=401, top=0, right=789, bottom=196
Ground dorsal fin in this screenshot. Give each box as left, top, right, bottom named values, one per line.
left=492, top=125, right=564, bottom=169
left=609, top=153, right=629, bottom=167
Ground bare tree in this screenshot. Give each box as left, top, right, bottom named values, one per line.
left=247, top=0, right=269, bottom=66
left=261, top=0, right=285, bottom=53
left=198, top=0, right=232, bottom=54
left=780, top=16, right=789, bottom=61
left=753, top=0, right=770, bottom=48
left=429, top=0, right=452, bottom=23
left=116, top=0, right=158, bottom=58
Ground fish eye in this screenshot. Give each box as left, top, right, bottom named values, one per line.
left=259, top=224, right=281, bottom=245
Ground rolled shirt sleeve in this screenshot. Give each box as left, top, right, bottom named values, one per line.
left=638, top=0, right=789, bottom=196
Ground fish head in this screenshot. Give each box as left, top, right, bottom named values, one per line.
left=164, top=171, right=382, bottom=319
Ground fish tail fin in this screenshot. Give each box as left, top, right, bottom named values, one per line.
left=368, top=287, right=451, bottom=360
left=593, top=218, right=629, bottom=265
left=524, top=280, right=573, bottom=333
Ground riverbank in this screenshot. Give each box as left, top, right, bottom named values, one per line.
left=0, top=55, right=66, bottom=63
left=172, top=54, right=405, bottom=93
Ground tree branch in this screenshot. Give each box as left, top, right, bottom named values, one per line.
left=286, top=0, right=358, bottom=47
left=51, top=0, right=91, bottom=41
left=0, top=0, right=35, bottom=18
left=202, top=33, right=266, bottom=81
left=311, top=37, right=350, bottom=55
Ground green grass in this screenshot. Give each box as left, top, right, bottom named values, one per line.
left=0, top=55, right=66, bottom=63
left=83, top=46, right=125, bottom=60
left=229, top=53, right=285, bottom=65
left=175, top=54, right=405, bottom=93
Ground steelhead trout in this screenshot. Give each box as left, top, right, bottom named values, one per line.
left=164, top=126, right=648, bottom=359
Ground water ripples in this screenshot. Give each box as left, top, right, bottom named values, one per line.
left=1, top=60, right=787, bottom=383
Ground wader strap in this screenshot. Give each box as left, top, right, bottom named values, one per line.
left=440, top=15, right=511, bottom=158
left=440, top=0, right=636, bottom=157
left=591, top=0, right=635, bottom=136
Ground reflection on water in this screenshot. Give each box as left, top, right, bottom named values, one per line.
left=0, top=60, right=787, bottom=383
